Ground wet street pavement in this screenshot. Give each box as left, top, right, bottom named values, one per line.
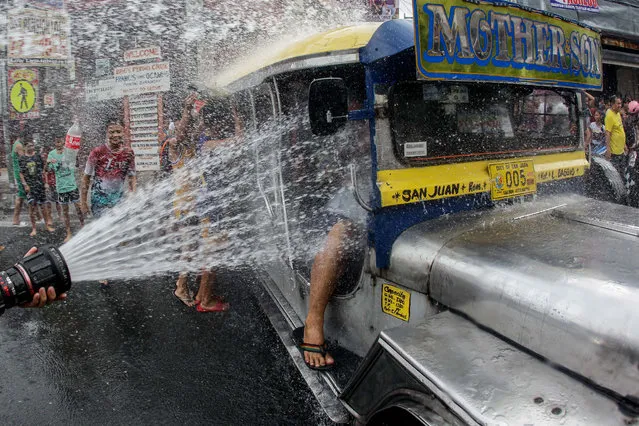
left=0, top=222, right=329, bottom=425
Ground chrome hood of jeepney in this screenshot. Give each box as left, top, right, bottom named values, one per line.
left=382, top=194, right=639, bottom=401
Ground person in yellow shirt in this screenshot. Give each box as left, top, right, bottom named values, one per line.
left=605, top=94, right=627, bottom=177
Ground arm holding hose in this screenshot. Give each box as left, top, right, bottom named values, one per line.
left=2, top=246, right=68, bottom=311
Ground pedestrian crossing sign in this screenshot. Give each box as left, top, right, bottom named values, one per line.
left=7, top=68, right=39, bottom=120
left=10, top=80, right=35, bottom=113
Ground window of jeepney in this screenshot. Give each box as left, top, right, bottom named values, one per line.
left=232, top=90, right=253, bottom=131
left=252, top=83, right=277, bottom=127
left=389, top=82, right=578, bottom=165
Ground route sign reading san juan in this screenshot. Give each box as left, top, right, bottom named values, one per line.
left=7, top=68, right=39, bottom=120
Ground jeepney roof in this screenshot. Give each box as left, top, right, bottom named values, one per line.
left=218, top=22, right=383, bottom=92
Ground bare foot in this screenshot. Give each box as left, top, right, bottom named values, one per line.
left=29, top=229, right=37, bottom=237
left=47, top=224, right=55, bottom=232
left=174, top=287, right=194, bottom=307
left=303, top=319, right=334, bottom=369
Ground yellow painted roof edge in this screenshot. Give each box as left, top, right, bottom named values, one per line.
left=222, top=23, right=382, bottom=89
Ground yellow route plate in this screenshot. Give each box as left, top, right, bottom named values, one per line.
left=489, top=159, right=537, bottom=200
left=381, top=284, right=410, bottom=322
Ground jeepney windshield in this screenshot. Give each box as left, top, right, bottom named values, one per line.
left=389, top=81, right=579, bottom=165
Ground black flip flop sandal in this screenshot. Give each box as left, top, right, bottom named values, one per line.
left=292, top=326, right=336, bottom=371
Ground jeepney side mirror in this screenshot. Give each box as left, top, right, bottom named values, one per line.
left=308, top=78, right=348, bottom=136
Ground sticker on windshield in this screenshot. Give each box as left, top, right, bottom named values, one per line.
left=422, top=84, right=468, bottom=104
left=404, top=142, right=427, bottom=158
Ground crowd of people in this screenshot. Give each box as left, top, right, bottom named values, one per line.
left=10, top=118, right=139, bottom=242
left=585, top=92, right=639, bottom=173
left=369, top=0, right=398, bottom=20
left=11, top=130, right=85, bottom=241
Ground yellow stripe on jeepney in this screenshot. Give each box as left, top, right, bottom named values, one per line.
left=377, top=151, right=588, bottom=207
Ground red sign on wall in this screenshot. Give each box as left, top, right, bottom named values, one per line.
left=550, top=0, right=599, bottom=13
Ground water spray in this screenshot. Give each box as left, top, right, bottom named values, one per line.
left=0, top=245, right=71, bottom=315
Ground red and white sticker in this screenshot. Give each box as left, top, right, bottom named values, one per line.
left=65, top=135, right=81, bottom=149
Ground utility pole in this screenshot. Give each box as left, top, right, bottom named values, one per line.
left=0, top=1, right=15, bottom=196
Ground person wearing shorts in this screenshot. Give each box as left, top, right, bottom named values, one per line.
left=42, top=145, right=62, bottom=224
left=48, top=135, right=84, bottom=242
left=169, top=94, right=230, bottom=312
left=81, top=120, right=136, bottom=287
left=19, top=141, right=54, bottom=237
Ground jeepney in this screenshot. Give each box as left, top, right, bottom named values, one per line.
left=214, top=0, right=639, bottom=424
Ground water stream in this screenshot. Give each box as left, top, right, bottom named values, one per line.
left=59, top=119, right=365, bottom=282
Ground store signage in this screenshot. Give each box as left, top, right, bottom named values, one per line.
left=7, top=8, right=71, bottom=66
left=124, top=46, right=162, bottom=62
left=113, top=62, right=171, bottom=96
left=129, top=94, right=160, bottom=171
left=44, top=92, right=55, bottom=108
left=414, top=0, right=602, bottom=90
left=27, top=0, right=65, bottom=9
left=550, top=0, right=599, bottom=13
left=85, top=78, right=120, bottom=102
left=8, top=68, right=39, bottom=120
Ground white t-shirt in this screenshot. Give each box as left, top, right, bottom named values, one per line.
left=589, top=121, right=605, bottom=145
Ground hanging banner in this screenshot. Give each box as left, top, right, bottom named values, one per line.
left=8, top=68, right=40, bottom=120
left=550, top=0, right=599, bottom=13
left=7, top=8, right=71, bottom=66
left=414, top=0, right=602, bottom=90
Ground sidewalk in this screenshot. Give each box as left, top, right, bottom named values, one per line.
left=0, top=168, right=16, bottom=218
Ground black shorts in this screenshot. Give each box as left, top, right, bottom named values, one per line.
left=27, top=189, right=47, bottom=205
left=58, top=189, right=80, bottom=205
